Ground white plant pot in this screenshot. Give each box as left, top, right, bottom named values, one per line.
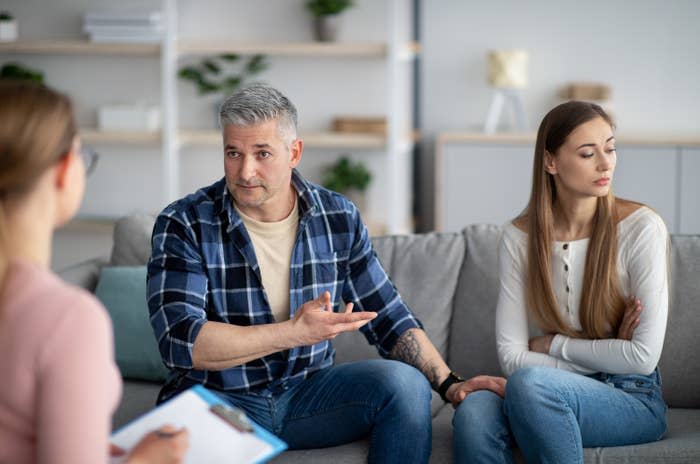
left=312, top=15, right=341, bottom=42
left=0, top=19, right=18, bottom=42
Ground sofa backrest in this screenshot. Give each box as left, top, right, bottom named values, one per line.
left=110, top=213, right=155, bottom=266
left=659, top=235, right=700, bottom=408
left=445, top=226, right=700, bottom=409
left=333, top=231, right=465, bottom=365
left=448, top=224, right=503, bottom=379
left=110, top=215, right=700, bottom=408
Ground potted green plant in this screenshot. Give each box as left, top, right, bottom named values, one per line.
left=179, top=54, right=267, bottom=97
left=305, top=0, right=354, bottom=42
left=322, top=156, right=371, bottom=212
left=0, top=11, right=18, bottom=42
left=0, top=62, right=44, bottom=83
left=178, top=53, right=268, bottom=124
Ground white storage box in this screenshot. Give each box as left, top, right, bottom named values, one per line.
left=98, top=105, right=161, bottom=131
left=0, top=19, right=18, bottom=42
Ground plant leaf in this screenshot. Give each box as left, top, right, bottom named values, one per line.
left=220, top=53, right=240, bottom=62
left=203, top=59, right=221, bottom=74
left=246, top=55, right=268, bottom=74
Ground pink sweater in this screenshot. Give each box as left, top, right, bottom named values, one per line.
left=0, top=259, right=121, bottom=463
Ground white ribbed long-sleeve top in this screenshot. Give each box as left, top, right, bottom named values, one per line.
left=495, top=207, right=669, bottom=377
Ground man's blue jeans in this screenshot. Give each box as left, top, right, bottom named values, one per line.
left=452, top=366, right=667, bottom=464
left=215, top=359, right=432, bottom=464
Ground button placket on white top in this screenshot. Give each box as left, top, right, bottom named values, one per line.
left=562, top=243, right=573, bottom=316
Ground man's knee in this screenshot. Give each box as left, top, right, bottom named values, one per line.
left=367, top=360, right=431, bottom=416
left=383, top=360, right=431, bottom=398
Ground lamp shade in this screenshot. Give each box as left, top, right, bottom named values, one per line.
left=487, top=50, right=528, bottom=89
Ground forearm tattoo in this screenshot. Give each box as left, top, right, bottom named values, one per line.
left=390, top=330, right=441, bottom=389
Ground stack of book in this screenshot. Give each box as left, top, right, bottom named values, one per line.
left=83, top=10, right=163, bottom=43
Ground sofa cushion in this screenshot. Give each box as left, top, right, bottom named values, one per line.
left=331, top=232, right=464, bottom=417
left=332, top=231, right=465, bottom=366
left=449, top=224, right=504, bottom=378
left=113, top=380, right=162, bottom=430
left=659, top=235, right=700, bottom=408
left=95, top=266, right=169, bottom=382
left=110, top=213, right=156, bottom=266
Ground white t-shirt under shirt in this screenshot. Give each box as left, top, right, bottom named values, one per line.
left=495, top=206, right=669, bottom=377
left=235, top=199, right=299, bottom=323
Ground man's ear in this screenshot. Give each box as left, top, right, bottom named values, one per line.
left=289, top=138, right=303, bottom=168
left=543, top=150, right=557, bottom=175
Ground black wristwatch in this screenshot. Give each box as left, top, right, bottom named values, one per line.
left=438, top=371, right=465, bottom=402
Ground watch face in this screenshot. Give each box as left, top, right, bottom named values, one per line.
left=453, top=372, right=465, bottom=382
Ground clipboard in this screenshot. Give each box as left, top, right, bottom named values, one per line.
left=110, top=385, right=287, bottom=463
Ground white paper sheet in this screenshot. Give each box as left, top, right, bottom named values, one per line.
left=110, top=389, right=274, bottom=464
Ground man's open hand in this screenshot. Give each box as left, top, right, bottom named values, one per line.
left=290, top=291, right=377, bottom=346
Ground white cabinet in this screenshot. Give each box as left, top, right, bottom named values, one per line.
left=437, top=141, right=531, bottom=230
left=436, top=133, right=700, bottom=234
left=0, top=0, right=417, bottom=235
left=613, top=146, right=678, bottom=231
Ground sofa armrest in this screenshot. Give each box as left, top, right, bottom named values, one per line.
left=57, top=256, right=109, bottom=292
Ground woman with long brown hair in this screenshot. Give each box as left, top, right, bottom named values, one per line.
left=453, top=101, right=669, bottom=463
left=0, top=81, right=188, bottom=463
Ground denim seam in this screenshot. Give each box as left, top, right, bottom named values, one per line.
left=556, top=385, right=584, bottom=463
left=284, top=400, right=376, bottom=423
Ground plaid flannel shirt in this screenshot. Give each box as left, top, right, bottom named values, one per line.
left=147, top=170, right=422, bottom=397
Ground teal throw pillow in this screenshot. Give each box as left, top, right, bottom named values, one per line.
left=94, top=266, right=169, bottom=382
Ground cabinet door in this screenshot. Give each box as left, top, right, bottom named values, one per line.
left=439, top=144, right=532, bottom=231
left=680, top=148, right=700, bottom=234
left=613, top=146, right=678, bottom=233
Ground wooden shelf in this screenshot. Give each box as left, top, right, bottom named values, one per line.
left=179, top=130, right=387, bottom=149
left=0, top=39, right=420, bottom=59
left=81, top=129, right=161, bottom=144
left=177, top=41, right=388, bottom=57
left=0, top=39, right=160, bottom=56
left=438, top=131, right=700, bottom=148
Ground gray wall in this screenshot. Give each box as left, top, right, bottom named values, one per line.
left=418, top=0, right=700, bottom=230
left=3, top=0, right=698, bottom=233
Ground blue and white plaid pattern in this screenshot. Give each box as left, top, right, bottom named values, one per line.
left=147, top=170, right=422, bottom=396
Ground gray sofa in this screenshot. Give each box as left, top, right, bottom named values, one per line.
left=59, top=213, right=700, bottom=463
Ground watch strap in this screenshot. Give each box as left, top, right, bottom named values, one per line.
left=438, top=371, right=464, bottom=402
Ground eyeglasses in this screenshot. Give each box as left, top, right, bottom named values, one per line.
left=80, top=145, right=99, bottom=177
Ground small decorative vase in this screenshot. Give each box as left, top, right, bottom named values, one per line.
left=0, top=19, right=18, bottom=42
left=313, top=15, right=340, bottom=42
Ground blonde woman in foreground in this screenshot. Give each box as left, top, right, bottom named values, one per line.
left=453, top=101, right=668, bottom=463
left=0, top=81, right=188, bottom=463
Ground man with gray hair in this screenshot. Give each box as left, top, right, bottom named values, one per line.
left=147, top=84, right=504, bottom=462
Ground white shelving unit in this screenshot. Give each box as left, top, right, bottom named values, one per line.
left=0, top=0, right=418, bottom=235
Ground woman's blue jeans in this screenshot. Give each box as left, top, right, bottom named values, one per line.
left=453, top=366, right=667, bottom=464
left=215, top=359, right=432, bottom=464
